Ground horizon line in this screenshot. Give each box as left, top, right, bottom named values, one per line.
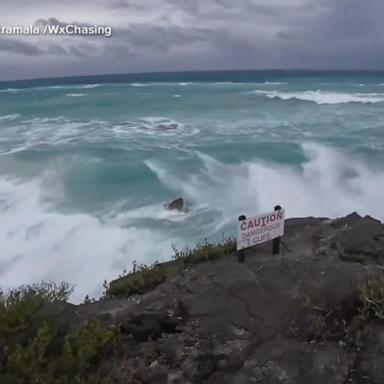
left=1, top=68, right=384, bottom=85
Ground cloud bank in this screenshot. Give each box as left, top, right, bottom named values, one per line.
left=0, top=0, right=383, bottom=80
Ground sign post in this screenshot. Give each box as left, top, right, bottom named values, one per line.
left=236, top=208, right=285, bottom=254
left=237, top=215, right=247, bottom=263
left=272, top=205, right=282, bottom=254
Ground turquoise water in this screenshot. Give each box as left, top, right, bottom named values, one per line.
left=1, top=71, right=384, bottom=301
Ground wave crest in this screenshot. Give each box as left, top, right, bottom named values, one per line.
left=255, top=90, right=384, bottom=104
left=147, top=143, right=384, bottom=231
left=0, top=175, right=175, bottom=303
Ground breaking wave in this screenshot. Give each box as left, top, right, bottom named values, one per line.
left=0, top=114, right=20, bottom=121
left=66, top=93, right=86, bottom=97
left=254, top=90, right=384, bottom=104
left=0, top=175, right=176, bottom=303
left=83, top=84, right=100, bottom=89
left=0, top=88, right=21, bottom=93
left=111, top=117, right=199, bottom=137
left=256, top=81, right=287, bottom=85
left=129, top=83, right=150, bottom=87
left=1, top=143, right=384, bottom=302
left=147, top=143, right=384, bottom=232
left=0, top=116, right=197, bottom=155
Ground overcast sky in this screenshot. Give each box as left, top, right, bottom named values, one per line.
left=0, top=0, right=383, bottom=81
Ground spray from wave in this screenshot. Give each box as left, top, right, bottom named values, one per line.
left=1, top=143, right=383, bottom=302
left=0, top=114, right=20, bottom=121
left=146, top=143, right=384, bottom=230
left=0, top=175, right=175, bottom=303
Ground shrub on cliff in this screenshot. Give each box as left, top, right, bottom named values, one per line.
left=172, top=237, right=236, bottom=265
left=0, top=282, right=118, bottom=384
left=104, top=261, right=168, bottom=299
left=0, top=282, right=73, bottom=356
left=359, top=275, right=384, bottom=321
left=104, top=238, right=236, bottom=299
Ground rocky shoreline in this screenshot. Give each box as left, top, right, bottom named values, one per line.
left=2, top=212, right=384, bottom=383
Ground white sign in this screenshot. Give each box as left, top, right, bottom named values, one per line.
left=237, top=209, right=285, bottom=250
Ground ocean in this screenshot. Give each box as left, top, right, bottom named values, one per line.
left=1, top=70, right=384, bottom=302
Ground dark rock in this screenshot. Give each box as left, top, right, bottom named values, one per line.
left=332, top=216, right=384, bottom=264
left=120, top=310, right=181, bottom=341
left=165, top=198, right=184, bottom=212
left=181, top=339, right=217, bottom=382
left=357, top=324, right=384, bottom=383
left=227, top=339, right=349, bottom=384
left=332, top=212, right=362, bottom=228
left=74, top=213, right=384, bottom=383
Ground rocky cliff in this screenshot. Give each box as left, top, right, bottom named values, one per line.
left=2, top=213, right=384, bottom=384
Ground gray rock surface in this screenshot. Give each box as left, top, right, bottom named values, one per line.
left=74, top=213, right=384, bottom=383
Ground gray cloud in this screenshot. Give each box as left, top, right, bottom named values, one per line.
left=0, top=38, right=43, bottom=56
left=0, top=0, right=383, bottom=80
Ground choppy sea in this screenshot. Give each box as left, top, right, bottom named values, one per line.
left=1, top=70, right=384, bottom=301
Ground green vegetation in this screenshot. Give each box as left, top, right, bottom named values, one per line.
left=172, top=237, right=236, bottom=266
left=359, top=275, right=384, bottom=321
left=105, top=238, right=236, bottom=299
left=0, top=282, right=118, bottom=384
left=104, top=261, right=168, bottom=299
left=290, top=275, right=384, bottom=351
left=0, top=238, right=240, bottom=380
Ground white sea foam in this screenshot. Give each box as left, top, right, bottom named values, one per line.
left=256, top=81, right=287, bottom=85
left=83, top=84, right=100, bottom=89
left=109, top=202, right=189, bottom=224
left=32, top=84, right=99, bottom=91
left=0, top=88, right=21, bottom=93
left=0, top=115, right=199, bottom=155
left=0, top=114, right=20, bottom=121
left=39, top=85, right=66, bottom=90
left=254, top=90, right=384, bottom=104
left=66, top=93, right=86, bottom=97
left=147, top=143, right=384, bottom=232
left=112, top=117, right=199, bottom=138
left=0, top=117, right=100, bottom=154
left=2, top=143, right=384, bottom=302
left=129, top=83, right=150, bottom=87
left=213, top=82, right=244, bottom=85
left=23, top=116, right=65, bottom=123
left=0, top=175, right=175, bottom=303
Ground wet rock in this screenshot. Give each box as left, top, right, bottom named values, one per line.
left=165, top=197, right=185, bottom=212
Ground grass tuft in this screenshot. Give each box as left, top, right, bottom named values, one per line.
left=359, top=275, right=384, bottom=321
left=172, top=237, right=236, bottom=266
left=105, top=262, right=168, bottom=299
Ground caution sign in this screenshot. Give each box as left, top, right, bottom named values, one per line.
left=237, top=209, right=285, bottom=250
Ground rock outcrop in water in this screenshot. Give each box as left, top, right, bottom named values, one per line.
left=165, top=197, right=185, bottom=212
left=2, top=213, right=384, bottom=383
